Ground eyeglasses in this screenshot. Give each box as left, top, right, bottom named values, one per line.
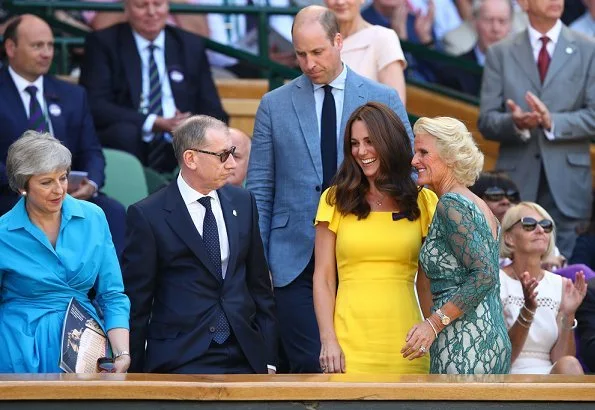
left=483, top=186, right=520, bottom=203
left=191, top=146, right=236, bottom=163
left=512, top=216, right=554, bottom=233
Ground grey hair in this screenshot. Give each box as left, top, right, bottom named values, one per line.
left=6, top=130, right=72, bottom=193
left=472, top=0, right=514, bottom=19
left=500, top=202, right=556, bottom=260
left=413, top=117, right=484, bottom=187
left=172, top=115, right=228, bottom=164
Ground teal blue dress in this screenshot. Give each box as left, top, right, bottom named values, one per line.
left=0, top=196, right=130, bottom=372
left=420, top=193, right=511, bottom=374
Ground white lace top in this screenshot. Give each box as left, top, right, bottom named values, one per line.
left=499, top=269, right=562, bottom=374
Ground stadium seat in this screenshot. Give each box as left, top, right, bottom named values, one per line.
left=102, top=148, right=149, bottom=208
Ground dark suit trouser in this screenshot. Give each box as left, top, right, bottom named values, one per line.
left=0, top=186, right=126, bottom=258
left=274, top=255, right=322, bottom=374
left=170, top=333, right=255, bottom=374
left=537, top=165, right=584, bottom=258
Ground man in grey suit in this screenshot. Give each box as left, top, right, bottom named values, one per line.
left=246, top=5, right=412, bottom=373
left=478, top=0, right=595, bottom=258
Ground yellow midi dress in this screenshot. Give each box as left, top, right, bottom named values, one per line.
left=315, top=188, right=438, bottom=374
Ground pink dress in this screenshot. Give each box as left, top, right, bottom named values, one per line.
left=341, top=25, right=407, bottom=82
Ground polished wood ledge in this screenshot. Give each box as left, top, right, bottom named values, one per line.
left=0, top=373, right=594, bottom=402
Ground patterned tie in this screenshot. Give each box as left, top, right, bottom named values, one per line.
left=25, top=85, right=48, bottom=133
left=146, top=44, right=169, bottom=171
left=320, top=85, right=337, bottom=190
left=197, top=196, right=231, bottom=344
left=537, top=36, right=551, bottom=83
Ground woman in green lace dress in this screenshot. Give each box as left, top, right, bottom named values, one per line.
left=401, top=117, right=511, bottom=374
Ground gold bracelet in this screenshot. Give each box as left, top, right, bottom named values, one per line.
left=518, top=310, right=533, bottom=324
left=425, top=318, right=438, bottom=338
left=522, top=304, right=536, bottom=315
left=516, top=318, right=530, bottom=328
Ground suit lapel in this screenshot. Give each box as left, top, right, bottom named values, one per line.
left=163, top=183, right=222, bottom=282
left=217, top=187, right=238, bottom=283
left=164, top=28, right=184, bottom=107
left=543, top=26, right=575, bottom=89
left=293, top=75, right=323, bottom=182
left=120, top=26, right=143, bottom=109
left=511, top=31, right=541, bottom=91
left=0, top=68, right=28, bottom=128
left=340, top=68, right=366, bottom=164
left=43, top=77, right=65, bottom=139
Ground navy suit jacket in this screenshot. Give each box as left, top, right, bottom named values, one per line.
left=577, top=278, right=595, bottom=372
left=79, top=23, right=228, bottom=133
left=435, top=48, right=482, bottom=97
left=122, top=181, right=277, bottom=373
left=0, top=67, right=105, bottom=187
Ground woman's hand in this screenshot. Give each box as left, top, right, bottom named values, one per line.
left=519, top=271, right=539, bottom=312
left=113, top=354, right=131, bottom=373
left=401, top=320, right=436, bottom=360
left=559, top=271, right=588, bottom=316
left=319, top=339, right=345, bottom=373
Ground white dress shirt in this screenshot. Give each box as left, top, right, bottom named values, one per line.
left=313, top=64, right=347, bottom=149
left=177, top=172, right=230, bottom=278
left=133, top=30, right=177, bottom=142
left=516, top=20, right=562, bottom=142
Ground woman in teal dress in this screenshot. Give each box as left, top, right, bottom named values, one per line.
left=0, top=132, right=130, bottom=373
left=401, top=117, right=511, bottom=374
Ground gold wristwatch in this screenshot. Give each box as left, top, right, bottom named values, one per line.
left=436, top=309, right=451, bottom=326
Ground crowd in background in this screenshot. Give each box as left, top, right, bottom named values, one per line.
left=0, top=0, right=594, bottom=377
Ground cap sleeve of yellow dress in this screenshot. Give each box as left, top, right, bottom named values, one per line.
left=418, top=188, right=439, bottom=238
left=315, top=187, right=342, bottom=234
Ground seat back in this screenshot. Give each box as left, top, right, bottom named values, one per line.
left=102, top=148, right=149, bottom=208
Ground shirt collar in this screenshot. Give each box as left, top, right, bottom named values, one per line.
left=132, top=29, right=166, bottom=53
left=527, top=19, right=562, bottom=50
left=176, top=172, right=218, bottom=206
left=6, top=195, right=85, bottom=231
left=8, top=66, right=44, bottom=96
left=312, top=63, right=348, bottom=92
left=473, top=45, right=486, bottom=67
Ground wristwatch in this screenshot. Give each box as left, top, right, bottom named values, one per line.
left=436, top=309, right=451, bottom=326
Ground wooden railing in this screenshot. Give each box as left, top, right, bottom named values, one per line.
left=0, top=373, right=594, bottom=409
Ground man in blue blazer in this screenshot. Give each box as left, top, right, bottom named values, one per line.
left=79, top=0, right=227, bottom=173
left=245, top=6, right=413, bottom=373
left=122, top=115, right=277, bottom=374
left=0, top=14, right=126, bottom=256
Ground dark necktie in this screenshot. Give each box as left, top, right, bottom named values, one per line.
left=25, top=85, right=48, bottom=133
left=537, top=36, right=551, bottom=83
left=197, top=196, right=231, bottom=344
left=146, top=43, right=169, bottom=171
left=321, top=85, right=337, bottom=190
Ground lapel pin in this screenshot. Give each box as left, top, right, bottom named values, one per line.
left=48, top=103, right=61, bottom=117
left=566, top=47, right=573, bottom=55
left=169, top=70, right=184, bottom=83
left=232, top=210, right=237, bottom=216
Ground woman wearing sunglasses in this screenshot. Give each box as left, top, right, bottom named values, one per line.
left=500, top=202, right=587, bottom=374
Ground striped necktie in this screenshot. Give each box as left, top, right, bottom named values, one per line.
left=25, top=85, right=48, bottom=133
left=147, top=44, right=163, bottom=116
left=146, top=43, right=170, bottom=171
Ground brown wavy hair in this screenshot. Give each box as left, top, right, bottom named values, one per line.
left=327, top=102, right=420, bottom=220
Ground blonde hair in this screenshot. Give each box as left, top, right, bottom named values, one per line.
left=413, top=117, right=484, bottom=186
left=500, top=201, right=556, bottom=259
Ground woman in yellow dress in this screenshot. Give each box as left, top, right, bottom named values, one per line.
left=313, top=102, right=437, bottom=374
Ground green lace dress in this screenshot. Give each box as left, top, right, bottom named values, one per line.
left=420, top=193, right=511, bottom=374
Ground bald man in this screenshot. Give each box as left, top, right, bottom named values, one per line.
left=246, top=6, right=411, bottom=373
left=227, top=128, right=252, bottom=187
left=0, top=14, right=127, bottom=256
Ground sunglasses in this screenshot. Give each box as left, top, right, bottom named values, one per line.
left=191, top=146, right=236, bottom=163
left=512, top=216, right=554, bottom=233
left=483, top=187, right=520, bottom=203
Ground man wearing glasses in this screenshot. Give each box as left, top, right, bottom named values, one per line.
left=122, top=115, right=277, bottom=374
